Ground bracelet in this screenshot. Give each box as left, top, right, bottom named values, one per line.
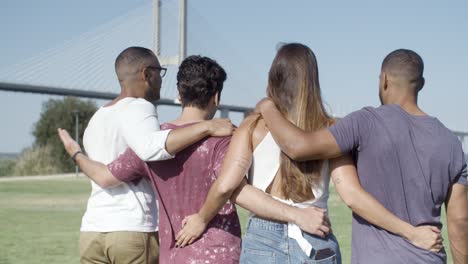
left=71, top=150, right=83, bottom=163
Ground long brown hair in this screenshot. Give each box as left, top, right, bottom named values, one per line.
left=267, top=43, right=333, bottom=202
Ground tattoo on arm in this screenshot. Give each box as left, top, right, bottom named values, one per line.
left=334, top=175, right=342, bottom=185
left=232, top=155, right=251, bottom=171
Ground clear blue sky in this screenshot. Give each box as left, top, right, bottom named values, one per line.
left=1, top=0, right=467, bottom=153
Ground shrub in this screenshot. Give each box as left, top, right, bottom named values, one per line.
left=33, top=97, right=97, bottom=172
left=0, top=159, right=16, bottom=177
left=13, top=145, right=61, bottom=176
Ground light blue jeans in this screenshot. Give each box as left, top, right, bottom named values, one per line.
left=240, top=216, right=341, bottom=264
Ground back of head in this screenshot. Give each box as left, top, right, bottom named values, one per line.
left=381, top=49, right=425, bottom=92
left=268, top=43, right=333, bottom=202
left=115, top=47, right=156, bottom=82
left=177, top=55, right=227, bottom=109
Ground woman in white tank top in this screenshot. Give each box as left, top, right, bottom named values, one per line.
left=184, top=43, right=341, bottom=263
left=239, top=43, right=340, bottom=263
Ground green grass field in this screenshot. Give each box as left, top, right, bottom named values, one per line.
left=0, top=178, right=451, bottom=264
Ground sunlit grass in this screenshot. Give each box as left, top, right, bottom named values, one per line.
left=0, top=178, right=451, bottom=264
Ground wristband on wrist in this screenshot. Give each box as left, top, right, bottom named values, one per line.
left=71, top=150, right=83, bottom=163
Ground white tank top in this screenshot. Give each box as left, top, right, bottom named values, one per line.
left=250, top=131, right=331, bottom=255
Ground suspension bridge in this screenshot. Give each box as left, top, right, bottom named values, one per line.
left=0, top=0, right=249, bottom=118
left=0, top=0, right=466, bottom=151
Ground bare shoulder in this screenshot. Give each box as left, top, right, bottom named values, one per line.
left=251, top=119, right=268, bottom=149
left=236, top=114, right=268, bottom=149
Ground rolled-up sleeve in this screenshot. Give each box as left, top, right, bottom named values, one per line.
left=120, top=99, right=174, bottom=161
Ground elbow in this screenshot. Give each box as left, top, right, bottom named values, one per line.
left=95, top=177, right=120, bottom=188
left=95, top=180, right=113, bottom=188
left=344, top=197, right=358, bottom=211
left=283, top=140, right=305, bottom=161
left=340, top=191, right=360, bottom=211
left=217, top=182, right=236, bottom=200
left=448, top=216, right=468, bottom=231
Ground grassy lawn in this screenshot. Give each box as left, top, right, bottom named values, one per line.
left=0, top=178, right=451, bottom=264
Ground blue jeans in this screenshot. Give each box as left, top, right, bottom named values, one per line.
left=240, top=216, right=341, bottom=264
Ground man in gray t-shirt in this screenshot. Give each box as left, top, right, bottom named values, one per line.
left=257, top=49, right=468, bottom=263
left=328, top=104, right=467, bottom=263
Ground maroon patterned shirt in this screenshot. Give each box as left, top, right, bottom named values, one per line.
left=108, top=123, right=241, bottom=264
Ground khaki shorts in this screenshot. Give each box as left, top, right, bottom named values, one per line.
left=79, top=231, right=159, bottom=264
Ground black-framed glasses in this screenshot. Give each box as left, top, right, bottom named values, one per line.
left=147, top=66, right=167, bottom=78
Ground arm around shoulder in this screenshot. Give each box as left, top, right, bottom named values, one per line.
left=120, top=99, right=174, bottom=161
left=258, top=99, right=341, bottom=161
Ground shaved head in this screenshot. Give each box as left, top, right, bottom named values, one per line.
left=115, top=47, right=158, bottom=81
left=381, top=49, right=424, bottom=91
left=114, top=47, right=163, bottom=100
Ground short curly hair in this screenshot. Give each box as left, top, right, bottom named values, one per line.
left=177, top=55, right=227, bottom=108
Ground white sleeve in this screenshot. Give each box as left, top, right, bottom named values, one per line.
left=119, top=99, right=174, bottom=161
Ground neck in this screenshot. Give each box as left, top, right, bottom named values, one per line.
left=172, top=106, right=213, bottom=125
left=105, top=85, right=143, bottom=107
left=387, top=92, right=426, bottom=116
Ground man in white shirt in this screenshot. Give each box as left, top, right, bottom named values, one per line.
left=76, top=47, right=234, bottom=264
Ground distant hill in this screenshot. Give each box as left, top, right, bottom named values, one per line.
left=0, top=152, right=19, bottom=160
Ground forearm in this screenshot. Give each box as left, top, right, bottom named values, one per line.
left=331, top=156, right=415, bottom=239
left=197, top=156, right=251, bottom=223
left=446, top=184, right=468, bottom=263
left=260, top=103, right=339, bottom=160
left=165, top=122, right=210, bottom=155
left=75, top=154, right=122, bottom=188
left=231, top=180, right=296, bottom=223
left=448, top=218, right=468, bottom=263
left=197, top=179, right=234, bottom=223
left=341, top=184, right=414, bottom=239
left=198, top=126, right=254, bottom=223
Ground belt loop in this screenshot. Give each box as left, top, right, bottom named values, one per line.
left=284, top=222, right=288, bottom=238
left=246, top=216, right=252, bottom=231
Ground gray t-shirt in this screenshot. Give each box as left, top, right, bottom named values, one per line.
left=329, top=104, right=468, bottom=264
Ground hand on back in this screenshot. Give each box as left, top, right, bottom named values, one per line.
left=175, top=213, right=208, bottom=248
left=407, top=225, right=444, bottom=253
left=293, top=206, right=331, bottom=238
left=206, top=118, right=235, bottom=137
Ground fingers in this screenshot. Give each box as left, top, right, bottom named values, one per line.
left=319, top=224, right=330, bottom=235
left=175, top=229, right=187, bottom=247
left=175, top=228, right=201, bottom=248
left=323, top=215, right=331, bottom=228
left=175, top=229, right=185, bottom=243
left=187, top=237, right=196, bottom=246
left=178, top=233, right=193, bottom=248
left=429, top=226, right=441, bottom=233
left=312, top=229, right=325, bottom=238
left=57, top=128, right=65, bottom=143
left=429, top=244, right=443, bottom=253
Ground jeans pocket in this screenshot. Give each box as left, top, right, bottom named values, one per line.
left=302, top=254, right=338, bottom=264
left=240, top=248, right=275, bottom=264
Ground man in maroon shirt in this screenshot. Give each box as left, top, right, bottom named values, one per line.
left=108, top=56, right=241, bottom=263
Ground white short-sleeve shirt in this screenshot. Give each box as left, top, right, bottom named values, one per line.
left=81, top=97, right=173, bottom=232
